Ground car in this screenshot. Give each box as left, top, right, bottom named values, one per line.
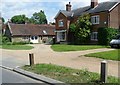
left=110, top=34, right=120, bottom=48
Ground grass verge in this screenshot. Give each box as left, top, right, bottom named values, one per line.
left=22, top=64, right=119, bottom=83
left=0, top=45, right=34, bottom=50
left=85, top=49, right=120, bottom=61
left=51, top=44, right=108, bottom=52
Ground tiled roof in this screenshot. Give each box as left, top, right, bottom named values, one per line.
left=60, top=10, right=73, bottom=17
left=9, top=23, right=55, bottom=36
left=88, top=2, right=118, bottom=13
left=60, top=1, right=119, bottom=17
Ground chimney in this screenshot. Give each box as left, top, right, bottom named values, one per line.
left=8, top=19, right=11, bottom=23
left=66, top=2, right=71, bottom=11
left=91, top=0, right=98, bottom=8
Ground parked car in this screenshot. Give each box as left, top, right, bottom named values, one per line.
left=110, top=34, right=120, bottom=48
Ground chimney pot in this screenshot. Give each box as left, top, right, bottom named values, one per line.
left=91, top=0, right=98, bottom=8
left=66, top=2, right=72, bottom=11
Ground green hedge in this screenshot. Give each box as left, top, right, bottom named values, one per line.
left=98, top=27, right=119, bottom=45
left=2, top=35, right=11, bottom=44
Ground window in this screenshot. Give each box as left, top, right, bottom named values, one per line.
left=59, top=20, right=64, bottom=27
left=31, top=36, right=38, bottom=40
left=31, top=36, right=34, bottom=40
left=61, top=32, right=65, bottom=40
left=91, top=15, right=100, bottom=24
left=43, top=30, right=47, bottom=35
left=91, top=32, right=98, bottom=41
left=35, top=36, right=38, bottom=40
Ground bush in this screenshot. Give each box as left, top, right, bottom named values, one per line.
left=98, top=27, right=119, bottom=45
left=0, top=35, right=2, bottom=45
left=2, top=35, right=10, bottom=44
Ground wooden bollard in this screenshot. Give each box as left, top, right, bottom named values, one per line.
left=29, top=53, right=34, bottom=66
left=100, top=60, right=108, bottom=83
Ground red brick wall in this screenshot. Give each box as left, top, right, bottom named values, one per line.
left=109, top=4, right=120, bottom=29
left=118, top=4, right=120, bottom=29
left=90, top=12, right=109, bottom=31
left=55, top=12, right=69, bottom=30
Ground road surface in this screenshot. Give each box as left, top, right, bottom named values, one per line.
left=0, top=67, right=48, bottom=84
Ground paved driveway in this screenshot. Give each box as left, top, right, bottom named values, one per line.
left=1, top=44, right=119, bottom=77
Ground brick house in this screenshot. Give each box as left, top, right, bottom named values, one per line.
left=4, top=22, right=55, bottom=43
left=0, top=17, right=3, bottom=33
left=55, top=0, right=120, bottom=43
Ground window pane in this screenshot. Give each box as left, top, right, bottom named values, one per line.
left=59, top=20, right=64, bottom=27
left=35, top=36, right=38, bottom=40
left=31, top=36, right=34, bottom=40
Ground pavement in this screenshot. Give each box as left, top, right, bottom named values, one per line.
left=1, top=44, right=119, bottom=79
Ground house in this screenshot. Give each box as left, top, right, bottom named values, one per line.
left=55, top=0, right=120, bottom=43
left=4, top=22, right=55, bottom=43
left=0, top=17, right=3, bottom=34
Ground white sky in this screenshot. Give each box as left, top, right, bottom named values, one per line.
left=1, top=0, right=118, bottom=23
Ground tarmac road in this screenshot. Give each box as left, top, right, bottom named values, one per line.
left=0, top=67, right=48, bottom=84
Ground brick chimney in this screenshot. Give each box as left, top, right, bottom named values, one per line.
left=91, top=0, right=98, bottom=8
left=66, top=2, right=71, bottom=11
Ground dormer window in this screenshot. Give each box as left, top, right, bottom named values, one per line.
left=59, top=20, right=64, bottom=27
left=91, top=15, right=100, bottom=24
left=43, top=30, right=47, bottom=35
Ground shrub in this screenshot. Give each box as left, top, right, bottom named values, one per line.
left=0, top=35, right=2, bottom=45
left=98, top=27, right=119, bottom=45
left=69, top=14, right=92, bottom=44
left=2, top=35, right=10, bottom=44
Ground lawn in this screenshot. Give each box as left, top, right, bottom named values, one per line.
left=0, top=45, right=34, bottom=50
left=51, top=44, right=108, bottom=52
left=22, top=64, right=119, bottom=83
left=85, top=49, right=120, bottom=61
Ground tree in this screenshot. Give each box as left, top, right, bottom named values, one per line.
left=11, top=15, right=29, bottom=24
left=2, top=17, right=5, bottom=23
left=30, top=10, right=47, bottom=24
left=70, top=14, right=92, bottom=44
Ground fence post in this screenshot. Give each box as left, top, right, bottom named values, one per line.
left=29, top=53, right=34, bottom=66
left=100, top=60, right=108, bottom=83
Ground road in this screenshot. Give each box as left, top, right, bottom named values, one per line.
left=0, top=67, right=48, bottom=84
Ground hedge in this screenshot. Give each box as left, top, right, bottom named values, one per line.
left=98, top=27, right=119, bottom=45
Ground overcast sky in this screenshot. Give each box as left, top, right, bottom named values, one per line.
left=1, top=0, right=118, bottom=23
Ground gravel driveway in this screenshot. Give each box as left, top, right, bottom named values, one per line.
left=1, top=44, right=119, bottom=77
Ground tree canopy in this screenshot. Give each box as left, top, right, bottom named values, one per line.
left=70, top=14, right=92, bottom=44
left=30, top=10, right=47, bottom=24
left=11, top=15, right=29, bottom=24
left=10, top=10, right=48, bottom=24
left=2, top=17, right=5, bottom=23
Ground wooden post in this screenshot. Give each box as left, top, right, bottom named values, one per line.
left=29, top=53, right=34, bottom=66
left=100, top=60, right=108, bottom=83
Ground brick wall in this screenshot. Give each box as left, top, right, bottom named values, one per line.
left=109, top=4, right=120, bottom=29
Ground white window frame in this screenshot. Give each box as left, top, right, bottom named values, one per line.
left=57, top=32, right=66, bottom=42
left=58, top=20, right=64, bottom=27
left=91, top=32, right=98, bottom=41
left=91, top=15, right=100, bottom=25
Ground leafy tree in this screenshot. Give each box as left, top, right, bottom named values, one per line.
left=98, top=27, right=119, bottom=45
left=30, top=10, right=47, bottom=24
left=2, top=17, right=5, bottom=23
left=11, top=15, right=29, bottom=24
left=70, top=14, right=92, bottom=44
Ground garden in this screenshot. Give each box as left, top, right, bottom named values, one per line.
left=0, top=35, right=34, bottom=50
left=22, top=64, right=120, bottom=84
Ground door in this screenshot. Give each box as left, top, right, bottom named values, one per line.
left=57, top=32, right=66, bottom=42
left=30, top=36, right=39, bottom=43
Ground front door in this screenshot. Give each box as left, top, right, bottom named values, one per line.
left=57, top=32, right=66, bottom=42
left=30, top=36, right=39, bottom=43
